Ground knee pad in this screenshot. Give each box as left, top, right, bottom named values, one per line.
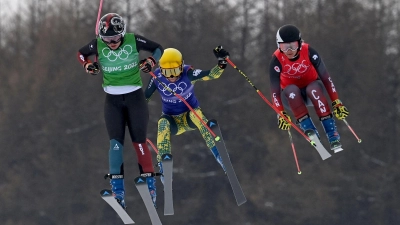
left=159, top=115, right=177, bottom=135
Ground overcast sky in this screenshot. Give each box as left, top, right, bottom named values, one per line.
left=0, top=0, right=19, bottom=16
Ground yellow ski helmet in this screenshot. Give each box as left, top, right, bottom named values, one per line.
left=159, top=48, right=184, bottom=77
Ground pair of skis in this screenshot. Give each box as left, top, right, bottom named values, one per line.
left=159, top=119, right=247, bottom=214
left=100, top=119, right=246, bottom=224
left=161, top=119, right=246, bottom=214
left=100, top=175, right=162, bottom=225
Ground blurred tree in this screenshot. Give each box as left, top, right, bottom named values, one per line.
left=0, top=0, right=399, bottom=224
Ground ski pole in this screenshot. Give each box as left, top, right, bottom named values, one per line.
left=95, top=0, right=104, bottom=36
left=148, top=72, right=221, bottom=141
left=342, top=119, right=362, bottom=143
left=94, top=0, right=103, bottom=62
left=288, top=129, right=301, bottom=174
left=226, top=58, right=314, bottom=144
left=146, top=138, right=159, bottom=154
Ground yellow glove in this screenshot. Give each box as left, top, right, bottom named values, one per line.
left=332, top=99, right=349, bottom=120
left=277, top=111, right=291, bottom=130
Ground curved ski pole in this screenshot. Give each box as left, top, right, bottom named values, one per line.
left=149, top=72, right=220, bottom=141
left=147, top=138, right=174, bottom=215
left=146, top=138, right=159, bottom=154
left=226, top=58, right=314, bottom=146
left=94, top=0, right=104, bottom=62
left=342, top=119, right=362, bottom=143
left=95, top=0, right=104, bottom=36
left=288, top=129, right=301, bottom=174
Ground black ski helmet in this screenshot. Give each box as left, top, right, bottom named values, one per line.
left=98, top=13, right=126, bottom=38
left=276, top=24, right=302, bottom=48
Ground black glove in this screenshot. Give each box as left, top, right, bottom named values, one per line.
left=85, top=62, right=100, bottom=75
left=139, top=56, right=156, bottom=73
left=213, top=45, right=230, bottom=69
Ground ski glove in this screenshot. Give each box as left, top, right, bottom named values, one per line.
left=139, top=56, right=156, bottom=73
left=277, top=111, right=291, bottom=130
left=85, top=62, right=100, bottom=75
left=213, top=45, right=230, bottom=69
left=332, top=99, right=349, bottom=120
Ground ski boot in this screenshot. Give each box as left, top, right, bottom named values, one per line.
left=321, top=115, right=343, bottom=153
left=110, top=177, right=126, bottom=209
left=147, top=176, right=157, bottom=208
left=211, top=146, right=226, bottom=172
left=297, top=115, right=320, bottom=138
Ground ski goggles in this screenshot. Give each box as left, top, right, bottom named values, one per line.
left=101, top=34, right=122, bottom=44
left=161, top=66, right=183, bottom=78
left=279, top=41, right=299, bottom=52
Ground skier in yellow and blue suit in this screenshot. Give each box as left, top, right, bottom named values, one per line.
left=144, top=46, right=230, bottom=193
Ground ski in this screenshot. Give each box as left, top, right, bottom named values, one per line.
left=161, top=154, right=174, bottom=215
left=134, top=176, right=162, bottom=225
left=333, top=146, right=344, bottom=153
left=305, top=129, right=332, bottom=160
left=207, top=119, right=247, bottom=206
left=100, top=189, right=135, bottom=224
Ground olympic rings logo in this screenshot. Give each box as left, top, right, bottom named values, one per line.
left=102, top=45, right=133, bottom=61
left=283, top=60, right=309, bottom=75
left=158, top=82, right=187, bottom=96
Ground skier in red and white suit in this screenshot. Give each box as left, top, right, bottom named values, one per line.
left=269, top=24, right=349, bottom=153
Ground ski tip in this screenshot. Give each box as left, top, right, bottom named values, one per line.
left=333, top=147, right=344, bottom=153
left=100, top=189, right=112, bottom=196
left=321, top=154, right=332, bottom=160
left=237, top=199, right=247, bottom=206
